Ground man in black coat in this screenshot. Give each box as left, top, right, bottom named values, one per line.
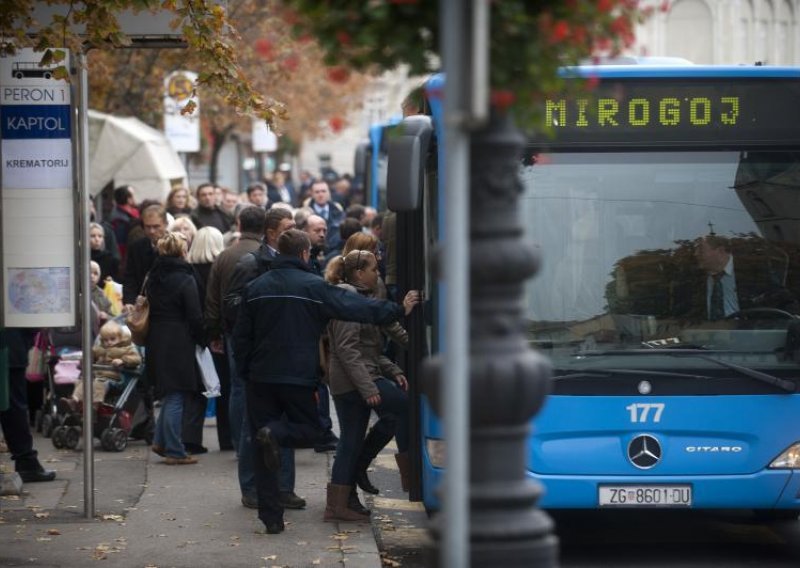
left=191, top=183, right=234, bottom=234
left=233, top=229, right=413, bottom=534
left=122, top=204, right=168, bottom=307
left=0, top=329, right=56, bottom=483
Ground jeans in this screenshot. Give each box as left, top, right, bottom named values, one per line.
left=331, top=377, right=409, bottom=485
left=153, top=391, right=187, bottom=458
left=246, top=382, right=321, bottom=526
left=227, top=336, right=294, bottom=498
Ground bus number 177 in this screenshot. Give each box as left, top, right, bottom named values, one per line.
left=626, top=403, right=665, bottom=423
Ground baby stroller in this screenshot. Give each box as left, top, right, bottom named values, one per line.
left=35, top=329, right=82, bottom=439
left=51, top=317, right=154, bottom=452
left=52, top=362, right=152, bottom=452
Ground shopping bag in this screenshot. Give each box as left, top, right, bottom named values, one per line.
left=195, top=346, right=221, bottom=398
left=25, top=331, right=50, bottom=382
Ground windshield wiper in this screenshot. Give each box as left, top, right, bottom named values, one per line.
left=555, top=368, right=711, bottom=381
left=580, top=349, right=796, bottom=393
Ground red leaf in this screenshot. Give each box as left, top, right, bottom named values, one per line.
left=336, top=31, right=352, bottom=46
left=326, top=66, right=350, bottom=84
left=490, top=89, right=515, bottom=110
left=329, top=116, right=345, bottom=133
left=254, top=38, right=273, bottom=60
left=281, top=53, right=300, bottom=72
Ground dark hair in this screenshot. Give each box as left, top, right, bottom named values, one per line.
left=371, top=213, right=384, bottom=230
left=277, top=228, right=310, bottom=257
left=266, top=207, right=293, bottom=233
left=138, top=199, right=161, bottom=215
left=247, top=182, right=266, bottom=196
left=113, top=185, right=133, bottom=206
left=238, top=205, right=267, bottom=234
left=196, top=182, right=215, bottom=197
left=339, top=218, right=362, bottom=242
left=346, top=204, right=365, bottom=220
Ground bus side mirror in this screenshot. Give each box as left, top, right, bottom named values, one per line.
left=387, top=116, right=433, bottom=212
left=353, top=140, right=369, bottom=181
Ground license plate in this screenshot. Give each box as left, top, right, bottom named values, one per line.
left=598, top=485, right=692, bottom=507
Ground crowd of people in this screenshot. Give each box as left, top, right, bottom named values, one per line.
left=0, top=167, right=415, bottom=538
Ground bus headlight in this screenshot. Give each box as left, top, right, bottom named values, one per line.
left=769, top=443, right=800, bottom=469
left=426, top=438, right=446, bottom=469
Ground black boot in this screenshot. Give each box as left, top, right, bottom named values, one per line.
left=348, top=486, right=370, bottom=516
left=354, top=420, right=395, bottom=495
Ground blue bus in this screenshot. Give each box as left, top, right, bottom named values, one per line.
left=388, top=63, right=800, bottom=517
left=353, top=117, right=403, bottom=211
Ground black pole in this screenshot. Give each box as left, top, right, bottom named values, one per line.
left=427, top=111, right=558, bottom=566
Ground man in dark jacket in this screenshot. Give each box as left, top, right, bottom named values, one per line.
left=233, top=229, right=407, bottom=534
left=122, top=205, right=168, bottom=306
left=0, top=329, right=56, bottom=483
left=191, top=183, right=234, bottom=234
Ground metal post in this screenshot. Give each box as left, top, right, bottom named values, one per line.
left=465, top=112, right=558, bottom=566
left=78, top=51, right=95, bottom=520
left=440, top=0, right=470, bottom=565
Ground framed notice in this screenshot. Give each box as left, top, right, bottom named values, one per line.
left=0, top=48, right=76, bottom=327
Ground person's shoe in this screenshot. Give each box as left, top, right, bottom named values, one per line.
left=264, top=520, right=285, bottom=534
left=356, top=468, right=380, bottom=495
left=241, top=494, right=258, bottom=509
left=184, top=443, right=208, bottom=455
left=164, top=456, right=198, bottom=465
left=279, top=491, right=306, bottom=510
left=323, top=483, right=370, bottom=522
left=348, top=487, right=370, bottom=516
left=151, top=445, right=166, bottom=457
left=18, top=468, right=56, bottom=483
left=314, top=431, right=339, bottom=453
left=255, top=427, right=281, bottom=472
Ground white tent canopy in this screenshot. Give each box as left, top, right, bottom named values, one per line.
left=89, top=109, right=187, bottom=202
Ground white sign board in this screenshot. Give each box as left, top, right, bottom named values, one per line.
left=0, top=48, right=75, bottom=327
left=252, top=119, right=278, bottom=152
left=163, top=70, right=200, bottom=152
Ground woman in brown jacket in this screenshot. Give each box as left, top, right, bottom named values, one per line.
left=324, top=250, right=418, bottom=522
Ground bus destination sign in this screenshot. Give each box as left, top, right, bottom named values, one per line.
left=537, top=78, right=800, bottom=149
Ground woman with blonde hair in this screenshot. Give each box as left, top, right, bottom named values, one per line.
left=183, top=226, right=225, bottom=454
left=169, top=216, right=198, bottom=249
left=323, top=250, right=419, bottom=521
left=146, top=232, right=206, bottom=464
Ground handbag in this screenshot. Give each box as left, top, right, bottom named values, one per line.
left=25, top=331, right=51, bottom=382
left=127, top=275, right=150, bottom=346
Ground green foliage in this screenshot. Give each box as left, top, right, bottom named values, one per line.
left=286, top=0, right=654, bottom=127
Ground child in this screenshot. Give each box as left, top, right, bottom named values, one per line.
left=90, top=260, right=112, bottom=324
left=62, top=320, right=141, bottom=410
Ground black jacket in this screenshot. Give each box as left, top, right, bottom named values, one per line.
left=145, top=257, right=206, bottom=396
left=233, top=255, right=402, bottom=388
left=122, top=237, right=157, bottom=305
left=91, top=247, right=120, bottom=283
left=191, top=206, right=233, bottom=234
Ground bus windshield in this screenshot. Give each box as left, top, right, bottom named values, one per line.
left=521, top=150, right=800, bottom=369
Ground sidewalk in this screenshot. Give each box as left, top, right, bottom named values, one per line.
left=0, top=419, right=385, bottom=567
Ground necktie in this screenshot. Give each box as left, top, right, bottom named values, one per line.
left=710, top=272, right=724, bottom=320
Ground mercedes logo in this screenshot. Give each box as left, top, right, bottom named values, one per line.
left=628, top=434, right=662, bottom=469
left=638, top=380, right=652, bottom=395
